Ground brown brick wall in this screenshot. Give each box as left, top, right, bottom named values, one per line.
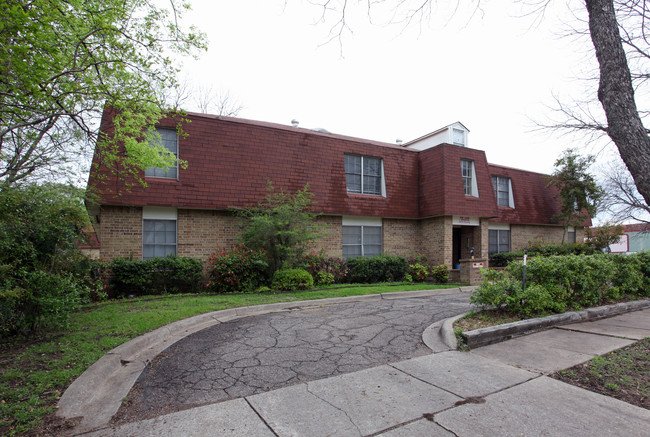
left=419, top=217, right=452, bottom=267
left=98, top=206, right=143, bottom=260
left=383, top=219, right=421, bottom=257
left=310, top=216, right=343, bottom=257
left=177, top=210, right=243, bottom=262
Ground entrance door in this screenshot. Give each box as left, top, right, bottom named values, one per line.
left=452, top=227, right=462, bottom=268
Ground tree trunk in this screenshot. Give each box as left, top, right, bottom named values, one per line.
left=585, top=0, right=650, bottom=207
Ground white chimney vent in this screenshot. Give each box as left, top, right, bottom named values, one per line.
left=291, top=119, right=299, bottom=127
left=396, top=139, right=403, bottom=146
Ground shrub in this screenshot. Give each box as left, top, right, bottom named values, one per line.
left=473, top=253, right=649, bottom=317
left=0, top=269, right=87, bottom=335
left=110, top=256, right=203, bottom=296
left=633, top=251, right=650, bottom=296
left=430, top=264, right=450, bottom=283
left=206, top=245, right=269, bottom=293
left=302, top=251, right=348, bottom=283
left=314, top=271, right=335, bottom=286
left=272, top=268, right=314, bottom=291
left=407, top=263, right=429, bottom=282
left=0, top=184, right=104, bottom=334
left=346, top=255, right=408, bottom=283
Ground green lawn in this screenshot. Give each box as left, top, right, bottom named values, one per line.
left=0, top=283, right=457, bottom=435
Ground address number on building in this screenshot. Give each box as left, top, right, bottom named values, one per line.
left=472, top=262, right=484, bottom=268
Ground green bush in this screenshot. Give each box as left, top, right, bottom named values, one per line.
left=472, top=253, right=649, bottom=317
left=490, top=242, right=600, bottom=268
left=272, top=268, right=314, bottom=291
left=430, top=264, right=450, bottom=283
left=314, top=270, right=335, bottom=286
left=302, top=251, right=348, bottom=283
left=110, top=256, right=203, bottom=296
left=0, top=269, right=87, bottom=335
left=206, top=245, right=269, bottom=293
left=346, top=255, right=408, bottom=283
left=407, top=263, right=429, bottom=282
left=633, top=251, right=650, bottom=296
left=0, top=184, right=104, bottom=335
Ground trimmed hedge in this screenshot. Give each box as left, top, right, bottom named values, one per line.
left=473, top=253, right=650, bottom=316
left=346, top=255, right=408, bottom=283
left=110, top=256, right=203, bottom=296
left=489, top=242, right=600, bottom=268
left=272, top=268, right=314, bottom=291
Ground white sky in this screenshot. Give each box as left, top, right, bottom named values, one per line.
left=177, top=0, right=610, bottom=175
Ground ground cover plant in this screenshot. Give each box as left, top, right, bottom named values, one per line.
left=552, top=338, right=649, bottom=410
left=0, top=283, right=457, bottom=435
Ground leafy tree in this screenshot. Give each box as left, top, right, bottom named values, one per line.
left=237, top=183, right=323, bottom=273
left=547, top=149, right=603, bottom=241
left=585, top=222, right=625, bottom=252
left=0, top=0, right=206, bottom=189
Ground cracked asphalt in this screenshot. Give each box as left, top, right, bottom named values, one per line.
left=113, top=292, right=472, bottom=423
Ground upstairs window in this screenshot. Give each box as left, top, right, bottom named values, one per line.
left=145, top=128, right=178, bottom=179
left=344, top=154, right=384, bottom=196
left=461, top=159, right=478, bottom=197
left=492, top=176, right=514, bottom=208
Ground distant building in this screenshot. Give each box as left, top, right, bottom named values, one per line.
left=607, top=223, right=650, bottom=253
left=87, top=110, right=592, bottom=268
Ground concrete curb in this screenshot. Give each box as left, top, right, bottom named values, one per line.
left=460, top=298, right=650, bottom=349
left=422, top=312, right=469, bottom=352
left=57, top=286, right=470, bottom=434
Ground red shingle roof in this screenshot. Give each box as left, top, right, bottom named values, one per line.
left=88, top=110, right=580, bottom=225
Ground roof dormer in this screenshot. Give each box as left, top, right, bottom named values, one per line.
left=404, top=122, right=469, bottom=151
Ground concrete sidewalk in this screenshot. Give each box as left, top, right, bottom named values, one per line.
left=71, top=306, right=650, bottom=437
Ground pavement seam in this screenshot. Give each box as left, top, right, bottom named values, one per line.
left=556, top=325, right=640, bottom=340
left=303, top=383, right=364, bottom=436
left=243, top=397, right=281, bottom=437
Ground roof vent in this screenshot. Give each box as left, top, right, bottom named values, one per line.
left=291, top=119, right=299, bottom=127
left=396, top=139, right=403, bottom=146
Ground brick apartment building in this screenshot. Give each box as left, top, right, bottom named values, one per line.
left=87, top=111, right=591, bottom=269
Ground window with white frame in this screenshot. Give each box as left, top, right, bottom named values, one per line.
left=344, top=154, right=384, bottom=196
left=492, top=176, right=514, bottom=208
left=489, top=228, right=510, bottom=255
left=452, top=128, right=466, bottom=146
left=461, top=159, right=478, bottom=197
left=342, top=217, right=382, bottom=259
left=142, top=207, right=177, bottom=259
left=145, top=128, right=178, bottom=179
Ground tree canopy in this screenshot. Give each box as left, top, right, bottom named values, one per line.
left=547, top=149, right=603, bottom=239
left=237, top=183, right=324, bottom=273
left=0, top=0, right=206, bottom=188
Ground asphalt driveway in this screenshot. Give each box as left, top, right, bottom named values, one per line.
left=114, top=292, right=472, bottom=422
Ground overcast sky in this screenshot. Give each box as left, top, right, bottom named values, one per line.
left=177, top=0, right=612, bottom=175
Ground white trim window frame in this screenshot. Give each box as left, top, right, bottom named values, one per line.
left=342, top=216, right=382, bottom=259
left=492, top=176, right=515, bottom=208
left=145, top=128, right=179, bottom=179
left=344, top=154, right=386, bottom=196
left=461, top=159, right=478, bottom=197
left=488, top=224, right=511, bottom=255
left=142, top=207, right=177, bottom=259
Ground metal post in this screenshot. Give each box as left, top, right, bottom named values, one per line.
left=522, top=246, right=528, bottom=291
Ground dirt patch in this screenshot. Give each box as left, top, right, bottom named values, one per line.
left=552, top=338, right=650, bottom=410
